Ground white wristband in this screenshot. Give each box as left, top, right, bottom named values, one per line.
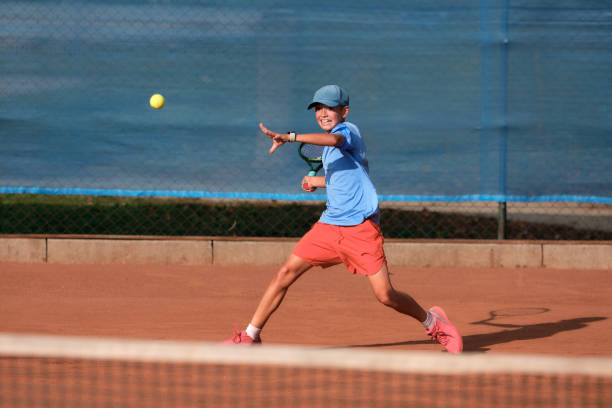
left=288, top=132, right=297, bottom=143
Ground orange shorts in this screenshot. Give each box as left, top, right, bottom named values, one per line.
left=293, top=220, right=387, bottom=276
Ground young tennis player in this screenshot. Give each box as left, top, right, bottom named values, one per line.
left=225, top=85, right=463, bottom=353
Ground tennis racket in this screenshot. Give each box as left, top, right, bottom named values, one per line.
left=298, top=143, right=323, bottom=191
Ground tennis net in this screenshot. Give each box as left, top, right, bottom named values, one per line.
left=1, top=332, right=611, bottom=408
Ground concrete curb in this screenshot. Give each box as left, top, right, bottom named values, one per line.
left=0, top=236, right=610, bottom=269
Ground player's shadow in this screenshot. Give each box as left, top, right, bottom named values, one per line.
left=331, top=316, right=606, bottom=352
left=461, top=316, right=606, bottom=352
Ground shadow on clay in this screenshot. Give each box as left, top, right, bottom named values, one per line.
left=327, top=311, right=607, bottom=352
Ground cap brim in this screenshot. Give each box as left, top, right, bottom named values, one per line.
left=307, top=99, right=338, bottom=110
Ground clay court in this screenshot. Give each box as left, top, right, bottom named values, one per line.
left=1, top=262, right=610, bottom=356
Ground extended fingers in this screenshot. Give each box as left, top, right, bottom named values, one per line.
left=269, top=140, right=282, bottom=154
left=259, top=123, right=276, bottom=138
left=260, top=123, right=287, bottom=154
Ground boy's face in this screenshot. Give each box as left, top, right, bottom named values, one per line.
left=313, top=104, right=350, bottom=133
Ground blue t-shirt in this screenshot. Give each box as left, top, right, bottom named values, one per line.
left=319, top=121, right=380, bottom=226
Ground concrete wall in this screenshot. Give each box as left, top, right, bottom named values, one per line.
left=1, top=236, right=610, bottom=269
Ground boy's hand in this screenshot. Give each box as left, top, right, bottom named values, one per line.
left=259, top=123, right=287, bottom=154
left=302, top=175, right=325, bottom=192
left=302, top=176, right=317, bottom=192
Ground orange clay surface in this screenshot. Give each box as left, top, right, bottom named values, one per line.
left=1, top=262, right=611, bottom=356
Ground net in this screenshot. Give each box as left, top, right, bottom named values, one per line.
left=1, top=333, right=611, bottom=408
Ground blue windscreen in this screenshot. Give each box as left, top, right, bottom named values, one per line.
left=1, top=1, right=610, bottom=203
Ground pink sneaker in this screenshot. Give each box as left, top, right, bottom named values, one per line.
left=223, top=330, right=262, bottom=345
left=427, top=306, right=463, bottom=354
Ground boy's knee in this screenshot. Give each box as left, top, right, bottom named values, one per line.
left=375, top=288, right=396, bottom=308
left=272, top=264, right=299, bottom=289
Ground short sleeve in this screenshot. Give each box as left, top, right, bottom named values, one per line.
left=332, top=123, right=353, bottom=150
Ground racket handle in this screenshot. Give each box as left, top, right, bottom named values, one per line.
left=303, top=183, right=316, bottom=192
left=303, top=170, right=317, bottom=191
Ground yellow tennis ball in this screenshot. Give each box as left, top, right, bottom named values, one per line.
left=149, top=93, right=165, bottom=109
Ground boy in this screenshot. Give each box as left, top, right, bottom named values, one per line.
left=225, top=85, right=462, bottom=353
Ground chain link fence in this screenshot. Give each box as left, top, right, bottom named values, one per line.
left=1, top=1, right=610, bottom=240
left=2, top=195, right=610, bottom=240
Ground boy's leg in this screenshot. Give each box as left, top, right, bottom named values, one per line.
left=367, top=264, right=427, bottom=321
left=249, top=254, right=313, bottom=329
left=368, top=264, right=463, bottom=353
left=224, top=254, right=313, bottom=345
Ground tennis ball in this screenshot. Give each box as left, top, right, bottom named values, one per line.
left=149, top=93, right=165, bottom=109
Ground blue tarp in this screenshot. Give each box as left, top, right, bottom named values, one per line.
left=1, top=1, right=610, bottom=202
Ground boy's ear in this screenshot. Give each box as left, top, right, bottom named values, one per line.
left=341, top=106, right=350, bottom=119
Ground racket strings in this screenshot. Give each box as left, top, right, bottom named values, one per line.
left=300, top=144, right=324, bottom=161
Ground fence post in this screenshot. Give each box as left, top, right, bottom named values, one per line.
left=497, top=0, right=509, bottom=240
left=497, top=201, right=507, bottom=240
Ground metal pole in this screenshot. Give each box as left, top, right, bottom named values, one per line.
left=498, top=201, right=507, bottom=240
left=498, top=0, right=509, bottom=240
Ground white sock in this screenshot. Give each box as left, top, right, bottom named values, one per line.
left=246, top=324, right=261, bottom=340
left=421, top=311, right=435, bottom=330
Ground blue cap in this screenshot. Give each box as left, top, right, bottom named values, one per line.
left=307, top=85, right=349, bottom=110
